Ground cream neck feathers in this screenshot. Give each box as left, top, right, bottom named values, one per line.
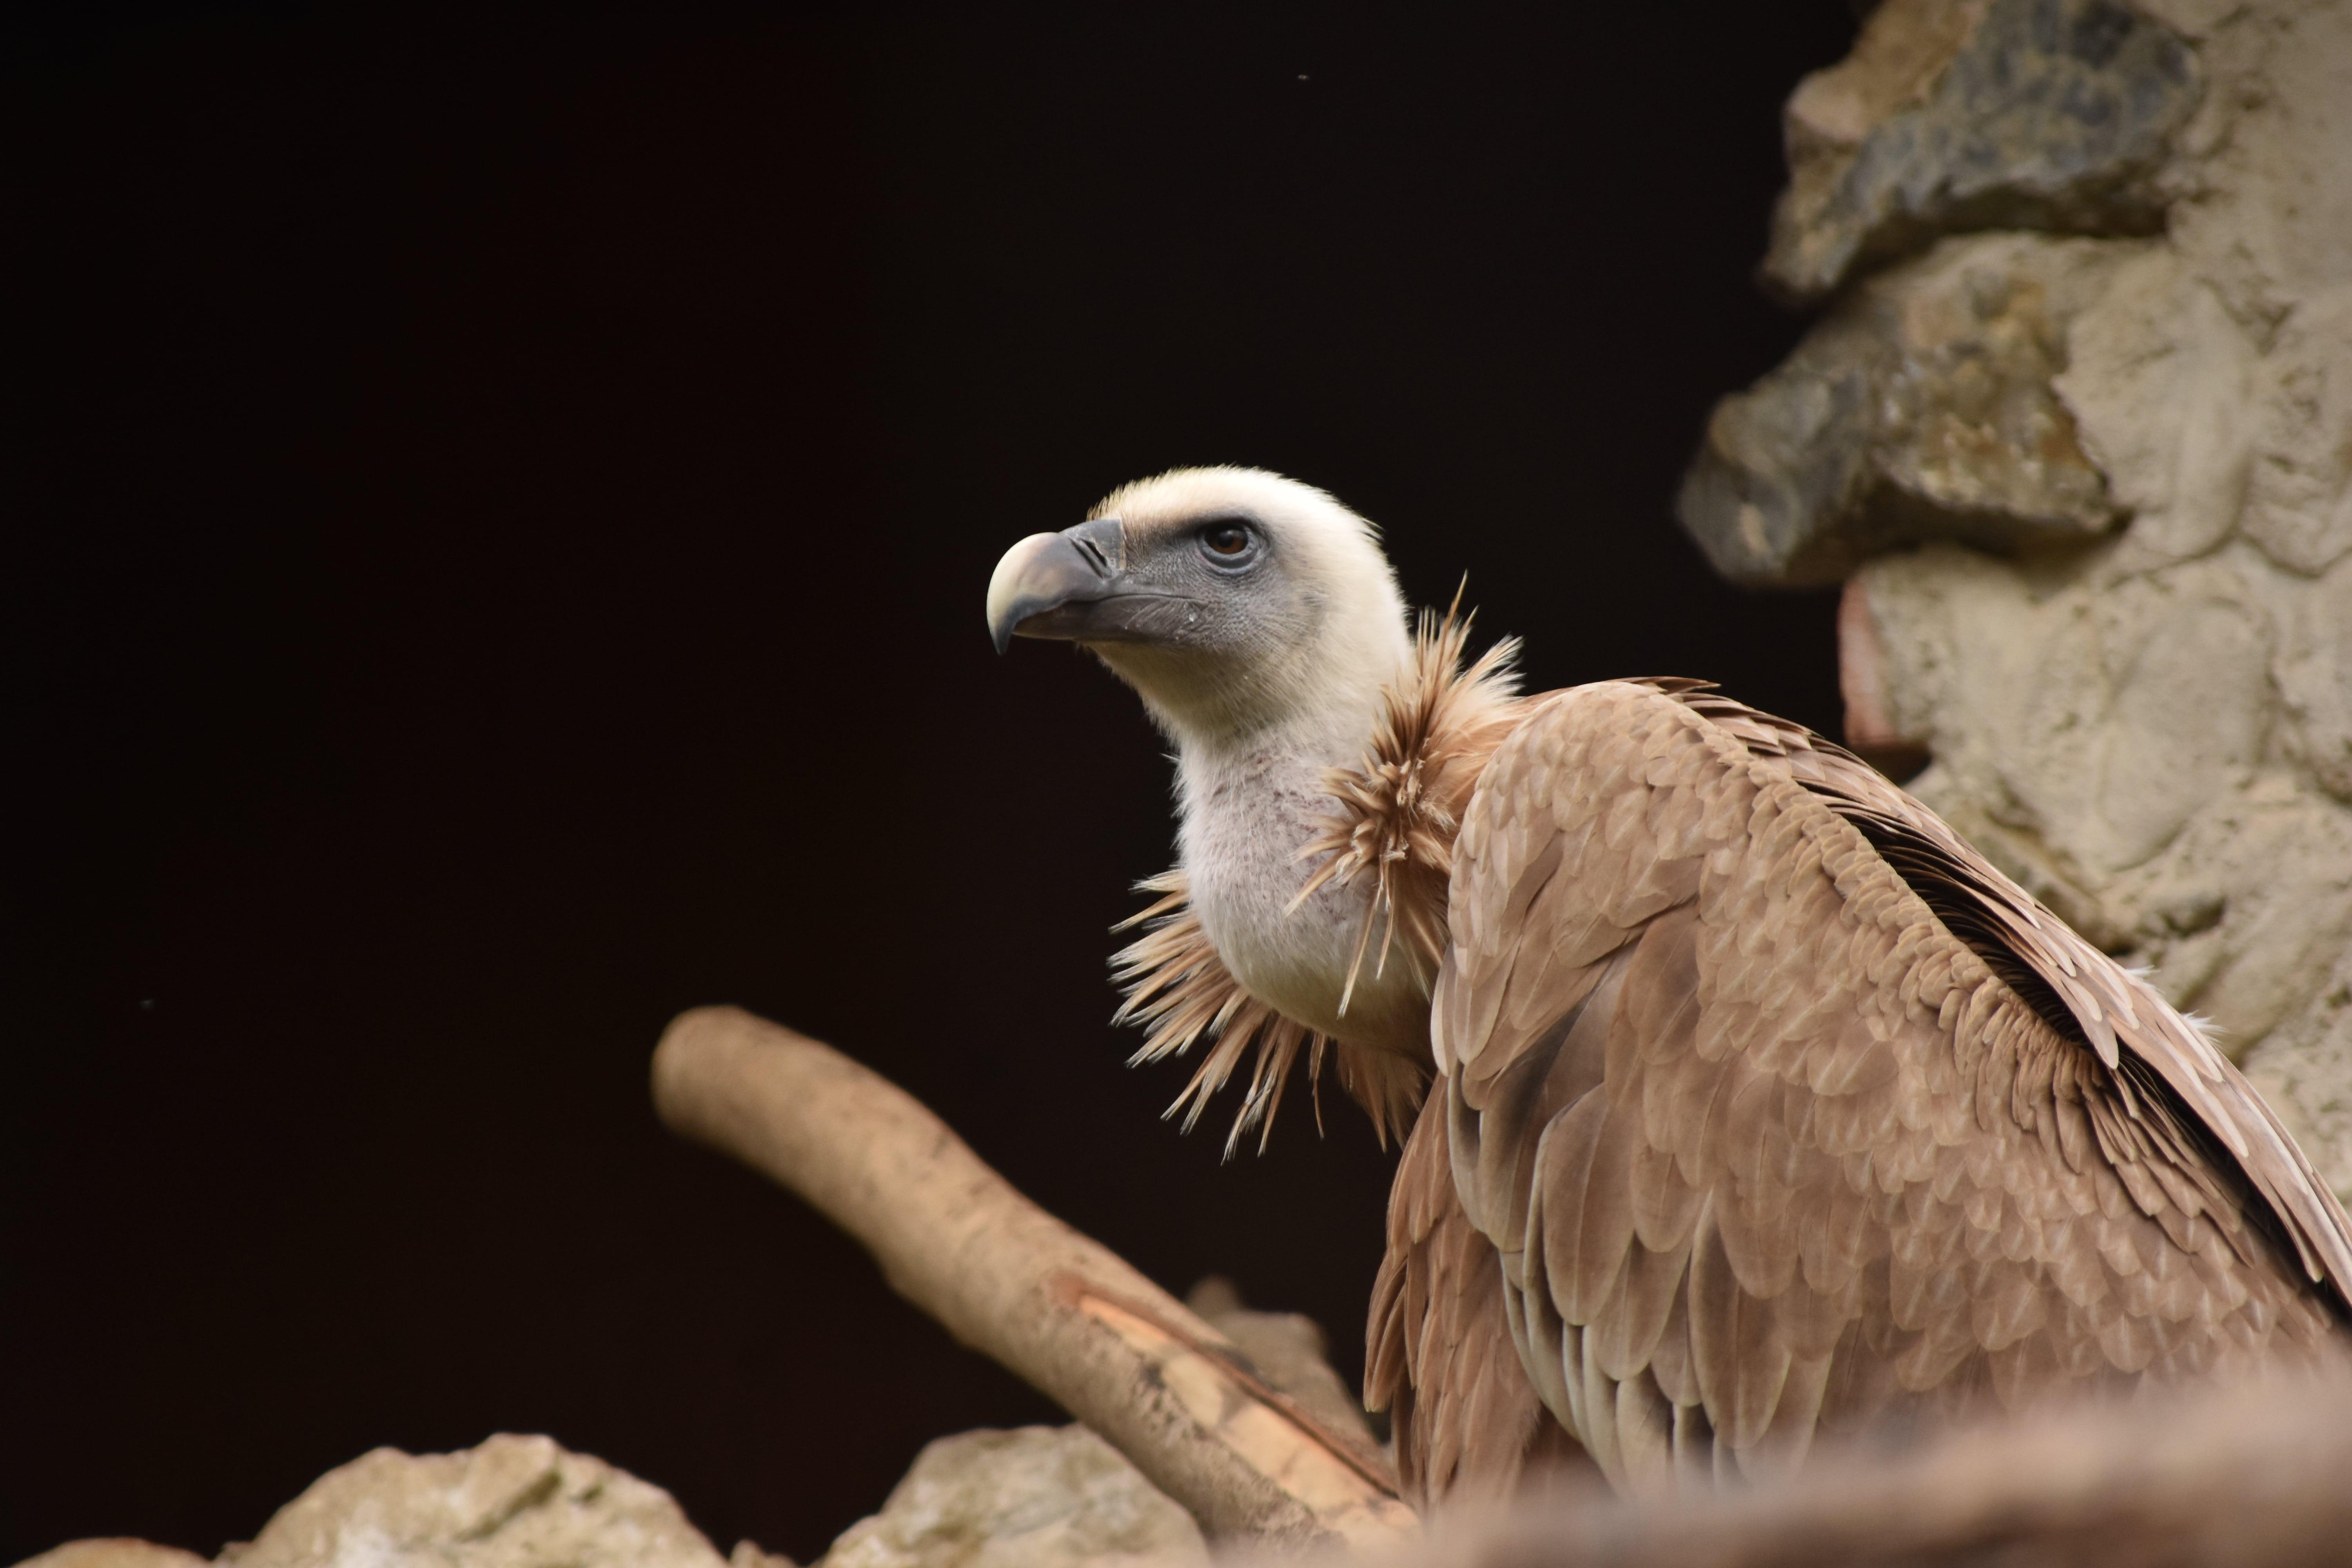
left=1112, top=601, right=1530, bottom=1152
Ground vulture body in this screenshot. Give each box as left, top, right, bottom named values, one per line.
left=986, top=468, right=2352, bottom=1508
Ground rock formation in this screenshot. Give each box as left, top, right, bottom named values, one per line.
left=16, top=1545, right=211, bottom=1568
left=216, top=1433, right=757, bottom=1568
left=814, top=1427, right=1207, bottom=1568
left=16, top=1278, right=1372, bottom=1568
left=15, top=1434, right=789, bottom=1568
left=1680, top=0, right=2352, bottom=1196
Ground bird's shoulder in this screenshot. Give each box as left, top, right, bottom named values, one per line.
left=1420, top=675, right=2349, bottom=1488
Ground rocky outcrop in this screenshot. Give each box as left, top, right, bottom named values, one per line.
left=1681, top=232, right=2134, bottom=585
left=814, top=1427, right=1207, bottom=1568
left=217, top=1434, right=753, bottom=1568
left=19, top=1279, right=1370, bottom=1568
left=1765, top=0, right=2199, bottom=303
left=1684, top=0, right=2352, bottom=1196
left=18, top=1438, right=793, bottom=1568
left=16, top=1545, right=210, bottom=1568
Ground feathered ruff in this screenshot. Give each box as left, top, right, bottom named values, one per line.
left=1109, top=595, right=1529, bottom=1155
left=1111, top=872, right=1423, bottom=1156
left=1292, top=592, right=1535, bottom=1016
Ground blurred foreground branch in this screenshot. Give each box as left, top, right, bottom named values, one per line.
left=650, top=1005, right=1415, bottom=1553
left=1322, top=1363, right=2352, bottom=1568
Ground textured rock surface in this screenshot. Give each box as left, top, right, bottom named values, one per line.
left=21, top=1281, right=1365, bottom=1568
left=1706, top=0, right=2352, bottom=1197
left=731, top=1544, right=798, bottom=1568
left=16, top=1545, right=210, bottom=1568
left=1681, top=232, right=2132, bottom=585
left=1766, top=0, right=2199, bottom=302
left=815, top=1427, right=1207, bottom=1568
left=218, top=1433, right=745, bottom=1568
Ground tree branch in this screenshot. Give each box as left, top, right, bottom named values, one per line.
left=650, top=1005, right=1416, bottom=1553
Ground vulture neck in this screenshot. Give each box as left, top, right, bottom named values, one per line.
left=1103, top=604, right=1528, bottom=1146
left=1119, top=631, right=1433, bottom=1064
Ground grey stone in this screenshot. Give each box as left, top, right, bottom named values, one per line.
left=220, top=1433, right=740, bottom=1568
left=1679, top=232, right=2131, bottom=586
left=1766, top=0, right=2200, bottom=303
left=815, top=1427, right=1207, bottom=1568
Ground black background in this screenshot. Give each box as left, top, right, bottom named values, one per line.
left=5, top=5, right=1854, bottom=1560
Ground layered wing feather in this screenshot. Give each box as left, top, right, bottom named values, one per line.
left=1415, top=680, right=2350, bottom=1497
left=1367, top=1091, right=1591, bottom=1510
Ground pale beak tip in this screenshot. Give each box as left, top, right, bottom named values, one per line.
left=985, top=532, right=1073, bottom=653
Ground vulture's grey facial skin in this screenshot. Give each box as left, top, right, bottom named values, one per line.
left=985, top=510, right=1307, bottom=664
left=987, top=468, right=1399, bottom=753
left=986, top=517, right=1168, bottom=652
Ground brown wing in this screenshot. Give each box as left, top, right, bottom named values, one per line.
left=1425, top=680, right=2348, bottom=1498
left=1366, top=1089, right=1589, bottom=1510
left=1673, top=686, right=2352, bottom=1300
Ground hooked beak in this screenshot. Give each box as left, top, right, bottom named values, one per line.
left=985, top=517, right=1191, bottom=653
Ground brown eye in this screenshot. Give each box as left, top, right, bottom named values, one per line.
left=1201, top=522, right=1252, bottom=558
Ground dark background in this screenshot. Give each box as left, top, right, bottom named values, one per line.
left=4, top=5, right=1854, bottom=1560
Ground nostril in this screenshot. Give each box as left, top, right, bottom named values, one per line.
left=1072, top=534, right=1111, bottom=574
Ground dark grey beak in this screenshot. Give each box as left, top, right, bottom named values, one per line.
left=985, top=517, right=1189, bottom=653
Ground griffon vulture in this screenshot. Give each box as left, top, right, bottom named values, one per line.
left=985, top=467, right=2352, bottom=1506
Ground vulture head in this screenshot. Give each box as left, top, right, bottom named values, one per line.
left=987, top=468, right=1500, bottom=1129
left=985, top=466, right=1412, bottom=758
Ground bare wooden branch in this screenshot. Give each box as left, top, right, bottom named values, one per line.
left=650, top=1005, right=1417, bottom=1553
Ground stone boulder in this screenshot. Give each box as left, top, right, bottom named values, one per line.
left=814, top=1427, right=1207, bottom=1568
left=1765, top=0, right=2199, bottom=303
left=1681, top=230, right=2138, bottom=584
left=215, top=1433, right=754, bottom=1568
left=15, top=1545, right=209, bottom=1568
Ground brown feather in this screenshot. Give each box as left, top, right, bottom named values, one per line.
left=1414, top=677, right=2352, bottom=1502
left=1368, top=1091, right=1596, bottom=1508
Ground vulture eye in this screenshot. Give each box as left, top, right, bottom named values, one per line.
left=1198, top=521, right=1256, bottom=564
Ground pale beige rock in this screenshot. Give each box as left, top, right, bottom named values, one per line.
left=2276, top=552, right=2352, bottom=800
left=731, top=1543, right=799, bottom=1568
left=2158, top=0, right=2352, bottom=331
left=225, top=1433, right=733, bottom=1568
left=816, top=1427, right=1209, bottom=1568
left=2243, top=285, right=2352, bottom=575
left=13, top=1544, right=209, bottom=1568
left=2052, top=246, right=2256, bottom=564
